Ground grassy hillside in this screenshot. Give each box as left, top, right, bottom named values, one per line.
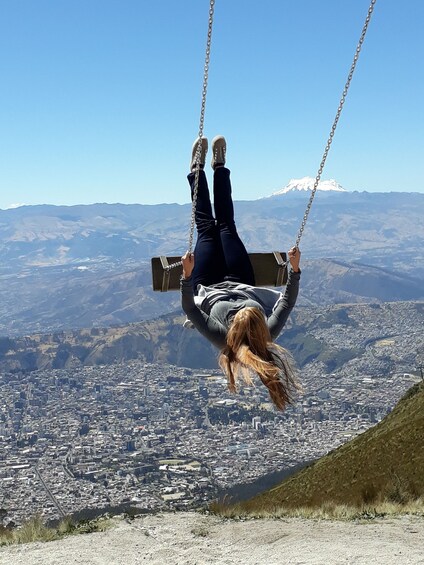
left=236, top=382, right=424, bottom=512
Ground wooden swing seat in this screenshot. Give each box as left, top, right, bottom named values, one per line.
left=151, top=252, right=288, bottom=292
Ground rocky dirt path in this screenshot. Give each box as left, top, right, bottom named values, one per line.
left=1, top=512, right=423, bottom=565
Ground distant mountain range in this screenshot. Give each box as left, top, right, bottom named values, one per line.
left=1, top=190, right=423, bottom=271
left=0, top=190, right=423, bottom=336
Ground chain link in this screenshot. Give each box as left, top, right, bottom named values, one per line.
left=165, top=0, right=216, bottom=272
left=295, top=0, right=377, bottom=249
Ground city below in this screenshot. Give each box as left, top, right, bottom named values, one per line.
left=1, top=300, right=422, bottom=526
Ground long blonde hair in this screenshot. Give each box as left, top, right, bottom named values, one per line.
left=219, top=307, right=300, bottom=411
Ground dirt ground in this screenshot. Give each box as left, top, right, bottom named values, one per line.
left=1, top=512, right=423, bottom=565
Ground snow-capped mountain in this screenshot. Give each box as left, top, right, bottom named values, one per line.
left=271, top=176, right=347, bottom=196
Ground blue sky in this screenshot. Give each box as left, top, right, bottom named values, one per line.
left=0, top=0, right=423, bottom=208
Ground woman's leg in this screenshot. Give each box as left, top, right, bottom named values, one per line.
left=213, top=167, right=255, bottom=285
left=187, top=170, right=227, bottom=290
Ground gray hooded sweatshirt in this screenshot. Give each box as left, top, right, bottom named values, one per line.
left=180, top=269, right=300, bottom=350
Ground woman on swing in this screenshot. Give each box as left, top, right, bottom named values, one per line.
left=181, top=136, right=302, bottom=411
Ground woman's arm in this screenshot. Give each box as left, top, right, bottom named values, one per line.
left=267, top=269, right=300, bottom=339
left=268, top=247, right=301, bottom=340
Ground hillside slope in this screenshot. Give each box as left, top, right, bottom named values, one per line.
left=0, top=301, right=422, bottom=374
left=1, top=192, right=424, bottom=336
left=239, top=382, right=424, bottom=510
left=1, top=259, right=422, bottom=337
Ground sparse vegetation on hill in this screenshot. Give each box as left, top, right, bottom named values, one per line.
left=214, top=382, right=424, bottom=515
left=0, top=514, right=112, bottom=546
left=210, top=499, right=424, bottom=521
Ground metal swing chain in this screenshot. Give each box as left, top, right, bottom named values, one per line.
left=189, top=0, right=216, bottom=254
left=294, top=0, right=377, bottom=250
left=166, top=0, right=216, bottom=272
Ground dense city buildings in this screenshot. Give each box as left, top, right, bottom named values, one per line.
left=0, top=303, right=422, bottom=526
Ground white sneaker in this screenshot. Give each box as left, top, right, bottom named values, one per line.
left=211, top=135, right=226, bottom=170
left=190, top=137, right=208, bottom=171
